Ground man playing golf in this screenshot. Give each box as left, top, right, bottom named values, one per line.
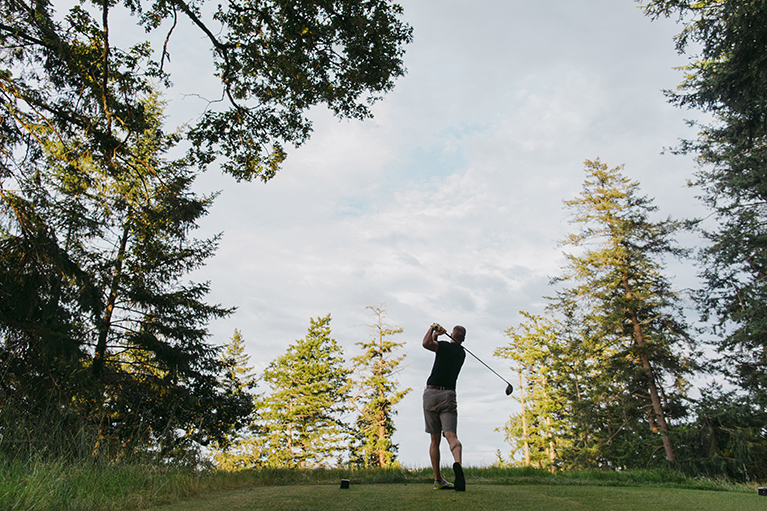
left=422, top=323, right=466, bottom=491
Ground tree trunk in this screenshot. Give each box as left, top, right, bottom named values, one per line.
left=623, top=274, right=676, bottom=462
left=518, top=362, right=530, bottom=466
left=546, top=416, right=555, bottom=470
left=92, top=222, right=129, bottom=379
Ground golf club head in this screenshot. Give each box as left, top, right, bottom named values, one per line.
left=505, top=383, right=514, bottom=396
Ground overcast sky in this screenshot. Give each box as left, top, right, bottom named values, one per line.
left=151, top=0, right=710, bottom=467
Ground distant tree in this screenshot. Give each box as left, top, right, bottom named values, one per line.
left=211, top=329, right=258, bottom=470
left=256, top=315, right=351, bottom=468
left=496, top=313, right=563, bottom=469
left=219, top=329, right=257, bottom=396
left=350, top=305, right=410, bottom=468
left=641, top=0, right=767, bottom=419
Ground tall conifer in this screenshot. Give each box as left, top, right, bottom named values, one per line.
left=350, top=305, right=410, bottom=467
left=555, top=159, right=693, bottom=464
left=257, top=315, right=351, bottom=468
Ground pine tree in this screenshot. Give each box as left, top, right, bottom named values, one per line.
left=219, top=329, right=257, bottom=396
left=555, top=159, right=694, bottom=464
left=497, top=160, right=696, bottom=470
left=642, top=0, right=767, bottom=421
left=256, top=315, right=351, bottom=468
left=211, top=329, right=258, bottom=470
left=350, top=305, right=411, bottom=468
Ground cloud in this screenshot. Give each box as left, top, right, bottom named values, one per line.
left=183, top=0, right=711, bottom=466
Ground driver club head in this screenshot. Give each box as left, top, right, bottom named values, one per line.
left=505, top=383, right=514, bottom=396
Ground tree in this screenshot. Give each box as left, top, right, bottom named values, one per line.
left=1, top=0, right=413, bottom=183
left=210, top=329, right=259, bottom=470
left=556, top=159, right=694, bottom=464
left=219, top=329, right=257, bottom=397
left=0, top=93, right=249, bottom=462
left=255, top=315, right=351, bottom=468
left=349, top=305, right=410, bottom=468
left=640, top=0, right=767, bottom=416
left=495, top=160, right=694, bottom=469
left=496, top=313, right=564, bottom=470
left=2, top=0, right=411, bottom=460
left=496, top=307, right=623, bottom=470
left=673, top=384, right=767, bottom=481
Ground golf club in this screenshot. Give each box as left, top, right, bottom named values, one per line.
left=439, top=327, right=514, bottom=396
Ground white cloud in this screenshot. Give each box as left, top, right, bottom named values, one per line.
left=181, top=0, right=712, bottom=467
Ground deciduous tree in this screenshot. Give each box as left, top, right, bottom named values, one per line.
left=1, top=0, right=412, bottom=183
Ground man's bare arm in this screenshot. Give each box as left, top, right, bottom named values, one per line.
left=423, top=324, right=443, bottom=352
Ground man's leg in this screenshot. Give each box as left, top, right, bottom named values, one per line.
left=429, top=432, right=442, bottom=481
left=444, top=432, right=465, bottom=491
left=443, top=432, right=462, bottom=464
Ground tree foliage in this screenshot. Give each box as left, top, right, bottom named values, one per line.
left=210, top=329, right=259, bottom=469
left=673, top=384, right=767, bottom=481
left=0, top=0, right=412, bottom=182
left=1, top=0, right=410, bottom=462
left=349, top=305, right=410, bottom=468
left=0, top=94, right=248, bottom=462
left=254, top=315, right=351, bottom=468
left=497, top=160, right=695, bottom=470
left=640, top=0, right=767, bottom=411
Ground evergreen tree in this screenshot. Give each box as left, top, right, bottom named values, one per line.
left=0, top=94, right=248, bottom=461
left=497, top=160, right=696, bottom=469
left=219, top=329, right=257, bottom=396
left=555, top=159, right=694, bottom=465
left=256, top=315, right=351, bottom=468
left=641, top=0, right=767, bottom=419
left=350, top=305, right=410, bottom=468
left=211, top=329, right=259, bottom=470
left=496, top=313, right=563, bottom=469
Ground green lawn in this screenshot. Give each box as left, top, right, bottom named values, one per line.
left=151, top=483, right=765, bottom=511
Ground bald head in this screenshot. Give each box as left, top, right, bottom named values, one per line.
left=452, top=325, right=466, bottom=344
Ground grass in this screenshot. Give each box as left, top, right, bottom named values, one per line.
left=2, top=459, right=763, bottom=511
left=151, top=485, right=767, bottom=511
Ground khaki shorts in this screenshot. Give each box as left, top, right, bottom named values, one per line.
left=423, top=388, right=458, bottom=434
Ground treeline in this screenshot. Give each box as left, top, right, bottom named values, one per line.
left=492, top=1, right=767, bottom=481
left=211, top=308, right=410, bottom=469
left=0, top=0, right=411, bottom=467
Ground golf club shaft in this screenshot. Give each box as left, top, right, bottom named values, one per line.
left=443, top=331, right=513, bottom=387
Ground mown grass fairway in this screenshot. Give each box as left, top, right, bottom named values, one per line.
left=152, top=484, right=763, bottom=511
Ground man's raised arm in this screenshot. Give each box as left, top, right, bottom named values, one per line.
left=423, top=324, right=443, bottom=352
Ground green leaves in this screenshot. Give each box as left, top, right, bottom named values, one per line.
left=2, top=0, right=411, bottom=185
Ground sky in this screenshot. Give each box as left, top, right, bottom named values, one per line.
left=148, top=0, right=710, bottom=468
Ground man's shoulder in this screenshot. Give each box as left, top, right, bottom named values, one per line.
left=438, top=341, right=464, bottom=353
